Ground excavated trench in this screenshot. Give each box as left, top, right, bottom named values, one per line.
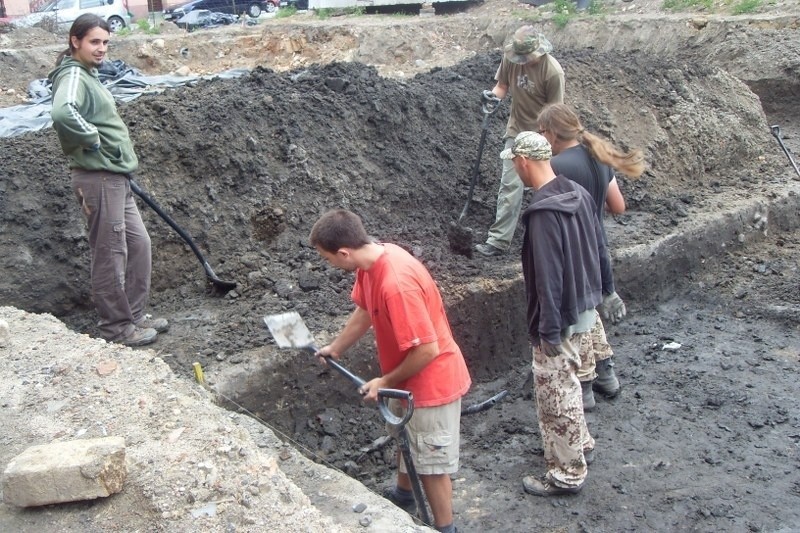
left=2, top=15, right=800, bottom=531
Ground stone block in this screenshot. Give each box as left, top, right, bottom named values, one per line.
left=2, top=436, right=127, bottom=507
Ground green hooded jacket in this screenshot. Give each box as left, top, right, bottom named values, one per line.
left=48, top=57, right=138, bottom=174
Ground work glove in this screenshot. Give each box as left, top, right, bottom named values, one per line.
left=540, top=341, right=562, bottom=358
left=598, top=291, right=627, bottom=324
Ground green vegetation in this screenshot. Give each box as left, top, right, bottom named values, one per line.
left=587, top=0, right=606, bottom=16
left=731, top=0, right=762, bottom=14
left=135, top=18, right=161, bottom=34
left=511, top=9, right=541, bottom=22
left=552, top=0, right=577, bottom=28
left=275, top=6, right=297, bottom=18
left=314, top=5, right=365, bottom=18
left=662, top=0, right=713, bottom=11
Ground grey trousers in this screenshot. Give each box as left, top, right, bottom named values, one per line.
left=485, top=137, right=525, bottom=250
left=71, top=169, right=152, bottom=341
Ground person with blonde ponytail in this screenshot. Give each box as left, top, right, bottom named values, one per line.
left=537, top=102, right=644, bottom=411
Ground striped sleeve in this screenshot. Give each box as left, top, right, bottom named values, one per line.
left=51, top=66, right=99, bottom=151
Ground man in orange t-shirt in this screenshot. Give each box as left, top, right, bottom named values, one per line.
left=310, top=209, right=471, bottom=533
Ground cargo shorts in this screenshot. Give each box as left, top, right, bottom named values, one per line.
left=387, top=398, right=462, bottom=476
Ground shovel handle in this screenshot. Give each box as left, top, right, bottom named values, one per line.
left=378, top=389, right=414, bottom=429
left=302, top=345, right=367, bottom=389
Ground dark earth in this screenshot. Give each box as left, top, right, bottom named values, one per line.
left=1, top=4, right=800, bottom=531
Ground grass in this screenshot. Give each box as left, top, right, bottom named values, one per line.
left=275, top=6, right=297, bottom=18
left=552, top=0, right=576, bottom=28
left=731, top=0, right=762, bottom=13
left=511, top=9, right=541, bottom=22
left=661, top=0, right=714, bottom=10
left=135, top=18, right=161, bottom=34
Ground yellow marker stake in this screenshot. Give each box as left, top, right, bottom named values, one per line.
left=193, top=362, right=205, bottom=385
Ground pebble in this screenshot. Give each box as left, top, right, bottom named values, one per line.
left=359, top=516, right=372, bottom=527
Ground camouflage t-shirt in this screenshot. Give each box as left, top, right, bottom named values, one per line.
left=496, top=54, right=565, bottom=138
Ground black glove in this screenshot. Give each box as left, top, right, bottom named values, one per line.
left=482, top=89, right=496, bottom=103
left=540, top=341, right=562, bottom=358
left=598, top=292, right=626, bottom=324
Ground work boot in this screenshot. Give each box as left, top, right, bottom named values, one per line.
left=134, top=315, right=169, bottom=333
left=593, top=358, right=620, bottom=398
left=581, top=380, right=595, bottom=411
left=474, top=242, right=505, bottom=257
left=116, top=327, right=157, bottom=347
left=382, top=486, right=417, bottom=516
left=522, top=475, right=582, bottom=497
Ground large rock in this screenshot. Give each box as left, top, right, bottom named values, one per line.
left=2, top=436, right=127, bottom=507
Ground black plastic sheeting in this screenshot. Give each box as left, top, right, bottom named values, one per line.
left=0, top=59, right=249, bottom=138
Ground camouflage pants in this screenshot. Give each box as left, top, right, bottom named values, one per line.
left=576, top=310, right=615, bottom=383
left=532, top=332, right=594, bottom=488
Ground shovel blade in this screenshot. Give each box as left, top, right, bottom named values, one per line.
left=263, top=311, right=315, bottom=349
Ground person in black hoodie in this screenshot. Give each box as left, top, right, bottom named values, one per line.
left=502, top=131, right=626, bottom=496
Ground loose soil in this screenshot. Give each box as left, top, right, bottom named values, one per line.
left=1, top=0, right=799, bottom=531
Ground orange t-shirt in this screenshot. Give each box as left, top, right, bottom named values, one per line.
left=351, top=243, right=471, bottom=407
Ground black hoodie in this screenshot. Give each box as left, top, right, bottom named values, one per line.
left=521, top=174, right=613, bottom=346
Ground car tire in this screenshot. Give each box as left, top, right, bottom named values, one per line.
left=265, top=2, right=277, bottom=13
left=247, top=3, right=262, bottom=17
left=107, top=16, right=125, bottom=32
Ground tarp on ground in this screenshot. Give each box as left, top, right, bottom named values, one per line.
left=0, top=59, right=249, bottom=139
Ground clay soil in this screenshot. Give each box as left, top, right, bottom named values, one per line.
left=1, top=0, right=800, bottom=531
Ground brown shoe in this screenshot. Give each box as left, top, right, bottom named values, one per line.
left=522, top=476, right=582, bottom=497
left=134, top=316, right=169, bottom=333
left=117, top=327, right=158, bottom=347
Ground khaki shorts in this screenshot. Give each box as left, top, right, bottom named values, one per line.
left=387, top=398, right=461, bottom=476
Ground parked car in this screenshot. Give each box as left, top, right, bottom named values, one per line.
left=164, top=0, right=278, bottom=21
left=278, top=0, right=307, bottom=9
left=12, top=0, right=130, bottom=32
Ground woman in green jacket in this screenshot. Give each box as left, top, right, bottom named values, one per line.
left=50, top=14, right=167, bottom=347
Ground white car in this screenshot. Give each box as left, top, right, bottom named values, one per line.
left=13, top=0, right=131, bottom=32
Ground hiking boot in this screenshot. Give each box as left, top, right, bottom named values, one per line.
left=475, top=243, right=505, bottom=257
left=382, top=486, right=417, bottom=515
left=522, top=476, right=582, bottom=497
left=581, top=380, right=595, bottom=411
left=583, top=447, right=595, bottom=465
left=593, top=358, right=620, bottom=397
left=117, top=327, right=157, bottom=347
left=134, top=315, right=169, bottom=333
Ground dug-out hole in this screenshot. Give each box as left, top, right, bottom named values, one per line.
left=217, top=279, right=529, bottom=487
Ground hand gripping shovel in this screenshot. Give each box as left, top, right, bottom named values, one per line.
left=263, top=311, right=433, bottom=525
left=771, top=125, right=800, bottom=180
left=127, top=177, right=236, bottom=293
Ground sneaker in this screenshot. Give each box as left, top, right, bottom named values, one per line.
left=117, top=327, right=157, bottom=347
left=474, top=243, right=505, bottom=257
left=581, top=380, right=596, bottom=411
left=584, top=447, right=595, bottom=465
left=382, top=486, right=417, bottom=515
left=593, top=358, right=620, bottom=397
left=134, top=315, right=169, bottom=333
left=522, top=476, right=582, bottom=497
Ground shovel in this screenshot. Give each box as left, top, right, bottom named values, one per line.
left=447, top=93, right=502, bottom=257
left=771, top=125, right=800, bottom=180
left=264, top=311, right=432, bottom=524
left=128, top=177, right=237, bottom=293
